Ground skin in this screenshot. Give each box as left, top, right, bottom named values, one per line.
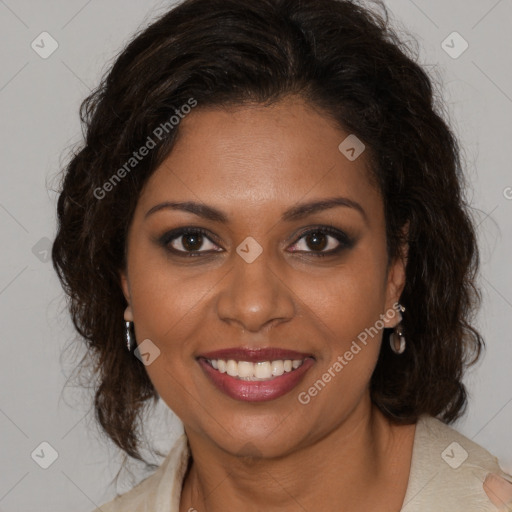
left=120, top=95, right=415, bottom=512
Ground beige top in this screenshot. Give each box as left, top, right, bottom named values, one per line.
left=93, top=414, right=512, bottom=511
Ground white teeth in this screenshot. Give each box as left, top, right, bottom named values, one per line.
left=205, top=358, right=307, bottom=380
left=238, top=361, right=253, bottom=378
left=271, top=360, right=284, bottom=376
left=226, top=360, right=238, bottom=377
left=217, top=360, right=227, bottom=373
left=254, top=361, right=272, bottom=379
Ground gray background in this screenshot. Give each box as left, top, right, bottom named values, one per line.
left=0, top=0, right=511, bottom=510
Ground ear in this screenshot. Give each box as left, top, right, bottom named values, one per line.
left=119, top=269, right=134, bottom=322
left=383, top=223, right=409, bottom=328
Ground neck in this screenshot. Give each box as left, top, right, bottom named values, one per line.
left=180, top=397, right=415, bottom=512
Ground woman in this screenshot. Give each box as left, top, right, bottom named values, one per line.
left=51, top=0, right=512, bottom=510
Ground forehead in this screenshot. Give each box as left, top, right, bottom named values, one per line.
left=137, top=96, right=382, bottom=223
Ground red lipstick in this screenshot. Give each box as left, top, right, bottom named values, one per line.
left=197, top=347, right=315, bottom=402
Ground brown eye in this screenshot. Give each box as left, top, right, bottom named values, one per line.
left=180, top=232, right=204, bottom=251
left=289, top=227, right=355, bottom=256
left=304, top=231, right=328, bottom=251
left=160, top=228, right=221, bottom=255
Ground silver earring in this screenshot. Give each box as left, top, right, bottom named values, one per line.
left=125, top=321, right=136, bottom=352
left=390, top=304, right=406, bottom=354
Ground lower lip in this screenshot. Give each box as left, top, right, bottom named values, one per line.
left=197, top=358, right=315, bottom=402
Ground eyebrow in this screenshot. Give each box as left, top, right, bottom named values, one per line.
left=144, top=196, right=368, bottom=223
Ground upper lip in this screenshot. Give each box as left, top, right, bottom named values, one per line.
left=197, top=347, right=314, bottom=363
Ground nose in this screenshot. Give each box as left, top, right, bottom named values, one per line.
left=215, top=250, right=296, bottom=333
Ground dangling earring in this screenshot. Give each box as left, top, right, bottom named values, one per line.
left=390, top=304, right=406, bottom=354
left=124, top=306, right=136, bottom=352
left=125, top=320, right=136, bottom=352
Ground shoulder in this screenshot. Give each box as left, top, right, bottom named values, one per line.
left=402, top=414, right=512, bottom=511
left=89, top=434, right=190, bottom=512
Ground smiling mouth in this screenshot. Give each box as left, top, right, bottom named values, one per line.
left=196, top=348, right=316, bottom=401
left=200, top=357, right=313, bottom=381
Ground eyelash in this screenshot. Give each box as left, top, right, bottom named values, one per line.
left=158, top=226, right=355, bottom=258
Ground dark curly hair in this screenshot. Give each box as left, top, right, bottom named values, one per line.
left=51, top=0, right=483, bottom=473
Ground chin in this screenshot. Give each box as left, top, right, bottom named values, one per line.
left=205, top=416, right=313, bottom=460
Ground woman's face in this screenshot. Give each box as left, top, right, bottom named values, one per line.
left=121, top=95, right=406, bottom=457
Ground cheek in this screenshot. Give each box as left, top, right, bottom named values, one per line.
left=125, top=250, right=215, bottom=417
left=127, top=245, right=218, bottom=347
left=294, top=275, right=385, bottom=418
left=295, top=248, right=388, bottom=347
left=290, top=247, right=388, bottom=403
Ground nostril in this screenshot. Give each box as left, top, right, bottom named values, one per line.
left=483, top=472, right=512, bottom=510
